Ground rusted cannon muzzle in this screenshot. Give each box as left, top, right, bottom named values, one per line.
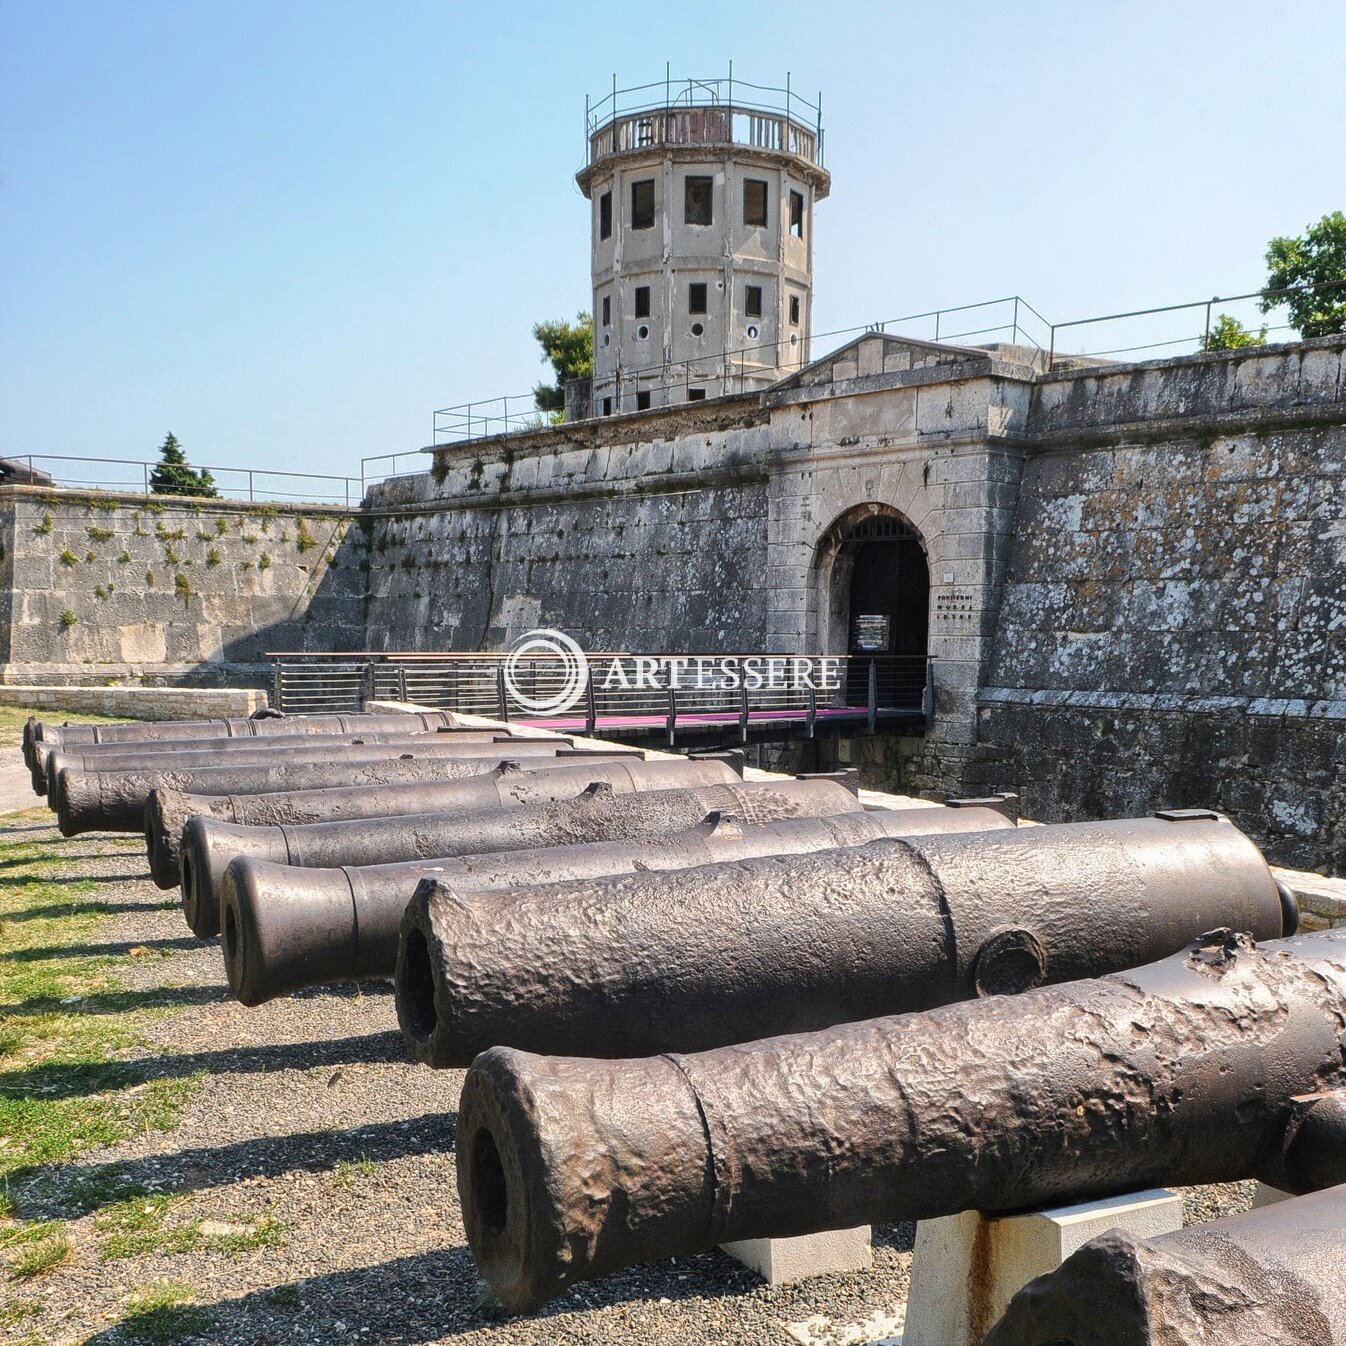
left=457, top=926, right=1345, bottom=1313
left=155, top=754, right=715, bottom=905
left=55, top=740, right=591, bottom=838
left=220, top=789, right=979, bottom=1006
left=984, top=1182, right=1346, bottom=1344
left=402, top=812, right=1289, bottom=1068
left=182, top=767, right=852, bottom=940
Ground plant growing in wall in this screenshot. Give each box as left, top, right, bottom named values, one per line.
left=145, top=569, right=156, bottom=588
left=58, top=549, right=78, bottom=567
left=87, top=525, right=114, bottom=542
left=117, top=549, right=131, bottom=564
left=34, top=512, right=53, bottom=536
left=59, top=609, right=77, bottom=629
left=206, top=547, right=221, bottom=567
left=216, top=517, right=229, bottom=535
left=296, top=520, right=318, bottom=553
left=258, top=553, right=271, bottom=570
left=174, top=573, right=192, bottom=606
left=164, top=544, right=181, bottom=565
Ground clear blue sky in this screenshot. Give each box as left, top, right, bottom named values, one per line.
left=2, top=1, right=1343, bottom=484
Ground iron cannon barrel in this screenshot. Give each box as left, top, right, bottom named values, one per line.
left=29, top=709, right=459, bottom=759
left=33, top=726, right=506, bottom=795
left=181, top=772, right=859, bottom=940
left=984, top=1181, right=1346, bottom=1345
left=152, top=753, right=674, bottom=926
left=457, top=927, right=1346, bottom=1314
left=54, top=741, right=583, bottom=837
left=400, top=812, right=1289, bottom=1068
left=224, top=792, right=981, bottom=1006
left=44, top=733, right=523, bottom=805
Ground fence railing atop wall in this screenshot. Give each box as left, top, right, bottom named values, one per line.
left=429, top=276, right=1346, bottom=445
left=268, top=651, right=933, bottom=746
left=4, top=454, right=368, bottom=507
left=430, top=296, right=1049, bottom=443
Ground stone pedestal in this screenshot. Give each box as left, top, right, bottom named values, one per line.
left=720, top=1226, right=873, bottom=1286
left=903, top=1189, right=1183, bottom=1346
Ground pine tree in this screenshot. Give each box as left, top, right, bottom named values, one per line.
left=148, top=433, right=217, bottom=498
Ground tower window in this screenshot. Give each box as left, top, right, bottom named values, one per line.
left=684, top=176, right=713, bottom=226
left=602, top=397, right=613, bottom=416
left=745, top=285, right=763, bottom=318
left=789, top=294, right=801, bottom=325
left=634, top=285, right=651, bottom=318
left=601, top=295, right=611, bottom=326
left=688, top=388, right=707, bottom=401
left=743, top=179, right=768, bottom=228
left=599, top=191, right=612, bottom=240
left=631, top=179, right=655, bottom=230
left=688, top=282, right=707, bottom=315
left=790, top=190, right=805, bottom=238
left=636, top=390, right=652, bottom=410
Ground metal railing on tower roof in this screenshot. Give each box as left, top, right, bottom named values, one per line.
left=584, top=65, right=824, bottom=168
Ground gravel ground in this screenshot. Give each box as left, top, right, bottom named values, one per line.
left=3, top=811, right=1257, bottom=1346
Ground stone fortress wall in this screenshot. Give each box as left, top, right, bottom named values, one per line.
left=0, top=489, right=366, bottom=687
left=3, top=333, right=1343, bottom=871
left=969, top=340, right=1346, bottom=872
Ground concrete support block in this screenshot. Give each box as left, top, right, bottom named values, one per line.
left=720, top=1225, right=872, bottom=1287
left=903, top=1188, right=1183, bottom=1346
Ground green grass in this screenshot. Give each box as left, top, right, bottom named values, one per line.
left=7, top=1230, right=69, bottom=1279
left=202, top=1213, right=285, bottom=1254
left=119, top=1281, right=213, bottom=1342
left=332, top=1157, right=375, bottom=1188
left=0, top=818, right=203, bottom=1208
left=0, top=1219, right=63, bottom=1250
left=95, top=1195, right=200, bottom=1262
left=0, top=1293, right=42, bottom=1326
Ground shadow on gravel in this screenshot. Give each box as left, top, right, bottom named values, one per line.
left=0, top=1028, right=410, bottom=1100
left=0, top=982, right=234, bottom=1017
left=18, top=1112, right=459, bottom=1216
left=76, top=1239, right=754, bottom=1343
left=0, top=897, right=177, bottom=923
left=1, top=934, right=204, bottom=961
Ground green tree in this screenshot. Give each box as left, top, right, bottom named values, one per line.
left=532, top=313, right=593, bottom=419
left=148, top=433, right=217, bottom=498
left=1261, top=211, right=1346, bottom=338
left=1202, top=314, right=1268, bottom=351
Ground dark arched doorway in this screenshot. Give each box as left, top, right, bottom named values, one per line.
left=838, top=512, right=929, bottom=705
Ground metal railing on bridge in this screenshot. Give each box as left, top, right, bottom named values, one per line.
left=268, top=651, right=933, bottom=747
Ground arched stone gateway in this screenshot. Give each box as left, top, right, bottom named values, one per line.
left=813, top=502, right=930, bottom=651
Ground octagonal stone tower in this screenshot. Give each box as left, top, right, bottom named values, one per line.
left=576, top=72, right=830, bottom=416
